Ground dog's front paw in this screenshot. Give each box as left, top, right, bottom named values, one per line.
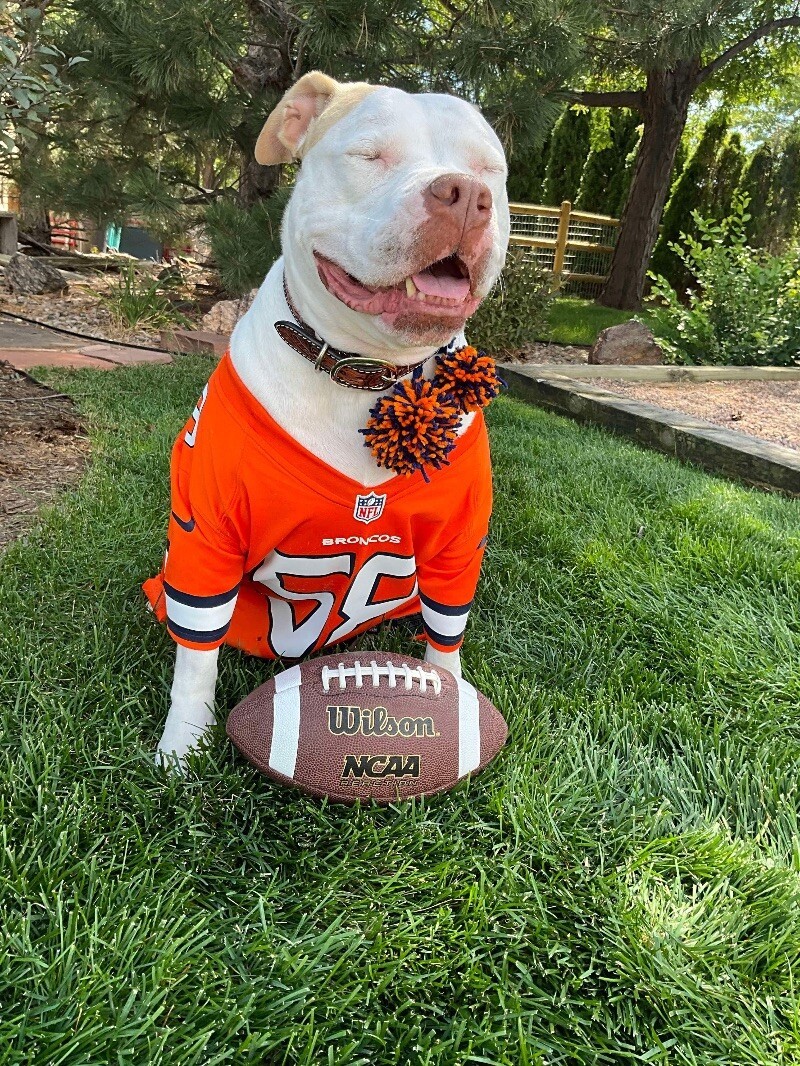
left=155, top=706, right=216, bottom=772
left=424, top=645, right=462, bottom=678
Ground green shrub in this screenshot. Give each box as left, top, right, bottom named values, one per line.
left=467, top=249, right=553, bottom=356
left=102, top=264, right=191, bottom=331
left=648, top=196, right=800, bottom=367
left=205, top=189, right=291, bottom=295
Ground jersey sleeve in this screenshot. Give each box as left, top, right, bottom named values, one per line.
left=161, top=511, right=244, bottom=651
left=416, top=430, right=492, bottom=653
left=158, top=407, right=247, bottom=652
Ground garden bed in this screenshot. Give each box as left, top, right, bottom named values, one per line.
left=0, top=257, right=215, bottom=348
left=0, top=277, right=162, bottom=348
left=595, top=378, right=800, bottom=451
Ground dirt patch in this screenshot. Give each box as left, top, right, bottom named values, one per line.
left=594, top=379, right=800, bottom=452
left=0, top=361, right=88, bottom=549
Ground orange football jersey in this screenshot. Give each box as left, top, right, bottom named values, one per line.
left=144, top=353, right=492, bottom=660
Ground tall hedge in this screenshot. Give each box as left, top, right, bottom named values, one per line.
left=708, top=132, right=746, bottom=224
left=541, top=108, right=591, bottom=206
left=506, top=133, right=552, bottom=204
left=576, top=110, right=640, bottom=216
left=736, top=143, right=774, bottom=248
left=650, top=112, right=729, bottom=290
left=770, top=125, right=800, bottom=251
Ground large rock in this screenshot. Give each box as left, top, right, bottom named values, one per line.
left=588, top=320, right=663, bottom=365
left=201, top=288, right=258, bottom=335
left=5, top=253, right=68, bottom=295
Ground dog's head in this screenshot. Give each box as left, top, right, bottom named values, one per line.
left=256, top=72, right=510, bottom=355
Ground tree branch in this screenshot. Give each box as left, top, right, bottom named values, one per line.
left=563, top=89, right=645, bottom=111
left=697, top=16, right=800, bottom=87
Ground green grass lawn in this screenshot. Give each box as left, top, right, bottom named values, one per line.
left=542, top=297, right=656, bottom=346
left=3, top=356, right=800, bottom=1064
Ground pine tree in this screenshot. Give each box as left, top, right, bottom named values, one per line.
left=576, top=109, right=639, bottom=215
left=541, top=108, right=591, bottom=206
left=708, top=133, right=746, bottom=223
left=606, top=112, right=642, bottom=217
left=506, top=131, right=552, bottom=204
left=770, top=123, right=800, bottom=251
left=737, top=143, right=774, bottom=248
left=650, top=112, right=729, bottom=290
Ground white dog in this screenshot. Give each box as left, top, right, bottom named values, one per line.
left=146, top=72, right=510, bottom=766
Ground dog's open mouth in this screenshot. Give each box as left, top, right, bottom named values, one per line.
left=314, top=252, right=481, bottom=320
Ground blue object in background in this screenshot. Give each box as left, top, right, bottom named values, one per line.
left=104, top=223, right=162, bottom=260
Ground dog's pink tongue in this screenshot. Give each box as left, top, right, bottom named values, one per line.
left=411, top=269, right=471, bottom=300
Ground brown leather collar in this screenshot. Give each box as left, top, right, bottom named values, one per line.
left=274, top=277, right=435, bottom=391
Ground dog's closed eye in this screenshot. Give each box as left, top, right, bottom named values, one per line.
left=347, top=144, right=386, bottom=162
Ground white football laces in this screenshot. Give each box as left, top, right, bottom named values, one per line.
left=321, top=660, right=443, bottom=696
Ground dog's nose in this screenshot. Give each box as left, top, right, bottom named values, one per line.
left=425, top=174, right=492, bottom=227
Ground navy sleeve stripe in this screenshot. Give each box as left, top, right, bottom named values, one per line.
left=422, top=623, right=464, bottom=648
left=167, top=619, right=231, bottom=644
left=419, top=591, right=474, bottom=616
left=163, top=580, right=240, bottom=609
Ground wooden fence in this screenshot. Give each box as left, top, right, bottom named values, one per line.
left=508, top=200, right=619, bottom=296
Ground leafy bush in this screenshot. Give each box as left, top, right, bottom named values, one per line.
left=468, top=249, right=553, bottom=356
left=648, top=196, right=800, bottom=366
left=102, top=265, right=191, bottom=331
left=205, top=189, right=291, bottom=295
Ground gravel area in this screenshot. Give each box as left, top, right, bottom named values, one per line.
left=505, top=341, right=590, bottom=365
left=595, top=379, right=800, bottom=452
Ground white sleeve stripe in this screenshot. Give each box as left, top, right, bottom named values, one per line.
left=457, top=678, right=481, bottom=777
left=421, top=602, right=470, bottom=638
left=270, top=683, right=301, bottom=778
left=165, top=591, right=238, bottom=633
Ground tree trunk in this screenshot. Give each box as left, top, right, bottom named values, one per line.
left=229, top=24, right=295, bottom=209
left=238, top=148, right=281, bottom=207
left=599, top=62, right=699, bottom=310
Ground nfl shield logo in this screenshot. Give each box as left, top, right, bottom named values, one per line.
left=354, top=492, right=387, bottom=525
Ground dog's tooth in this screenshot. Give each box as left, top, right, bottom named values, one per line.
left=405, top=277, right=416, bottom=297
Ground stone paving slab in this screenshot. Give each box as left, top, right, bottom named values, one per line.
left=1, top=344, right=172, bottom=371
left=160, top=328, right=228, bottom=355
left=79, top=344, right=172, bottom=365
left=0, top=319, right=83, bottom=350
left=2, top=349, right=121, bottom=370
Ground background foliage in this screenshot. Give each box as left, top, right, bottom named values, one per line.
left=467, top=250, right=553, bottom=356
left=4, top=0, right=800, bottom=311
left=649, top=196, right=800, bottom=366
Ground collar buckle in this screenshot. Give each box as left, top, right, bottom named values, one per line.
left=330, top=355, right=398, bottom=390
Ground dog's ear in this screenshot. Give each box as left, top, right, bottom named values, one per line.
left=255, top=71, right=377, bottom=165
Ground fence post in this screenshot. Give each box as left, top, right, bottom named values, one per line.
left=553, top=200, right=571, bottom=282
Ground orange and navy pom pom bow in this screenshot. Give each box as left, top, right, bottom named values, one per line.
left=361, top=345, right=503, bottom=480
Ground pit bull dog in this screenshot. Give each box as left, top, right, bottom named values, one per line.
left=148, top=72, right=510, bottom=766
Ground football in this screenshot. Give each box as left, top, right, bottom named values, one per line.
left=226, top=650, right=507, bottom=804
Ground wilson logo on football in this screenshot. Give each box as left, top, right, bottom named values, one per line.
left=327, top=705, right=437, bottom=738
left=342, top=754, right=421, bottom=780
left=353, top=492, right=386, bottom=524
